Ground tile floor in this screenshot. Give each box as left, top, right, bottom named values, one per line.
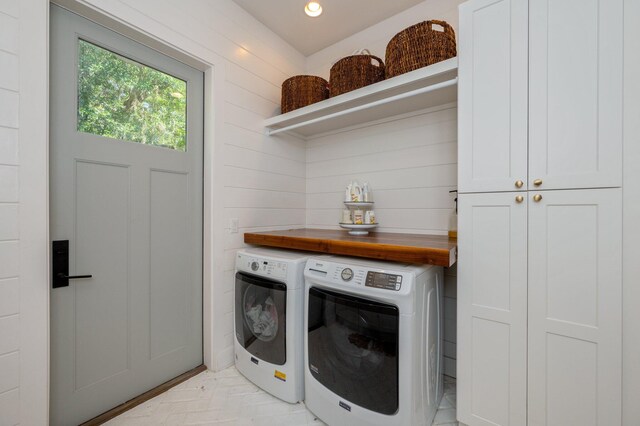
left=106, top=367, right=458, bottom=426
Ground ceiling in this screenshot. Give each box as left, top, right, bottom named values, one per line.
left=232, top=0, right=424, bottom=56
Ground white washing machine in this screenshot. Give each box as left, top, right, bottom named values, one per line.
left=304, top=256, right=444, bottom=426
left=234, top=247, right=313, bottom=403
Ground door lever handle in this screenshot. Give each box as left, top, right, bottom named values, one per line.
left=56, top=273, right=92, bottom=280
left=52, top=240, right=93, bottom=288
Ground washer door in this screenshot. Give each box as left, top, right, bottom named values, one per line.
left=235, top=272, right=286, bottom=365
left=307, top=286, right=399, bottom=415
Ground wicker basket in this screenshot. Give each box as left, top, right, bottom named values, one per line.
left=329, top=53, right=385, bottom=97
left=281, top=75, right=329, bottom=113
left=385, top=20, right=457, bottom=79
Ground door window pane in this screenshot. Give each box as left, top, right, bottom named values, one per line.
left=77, top=39, right=187, bottom=151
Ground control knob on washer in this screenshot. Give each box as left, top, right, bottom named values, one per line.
left=250, top=261, right=259, bottom=271
left=341, top=268, right=353, bottom=281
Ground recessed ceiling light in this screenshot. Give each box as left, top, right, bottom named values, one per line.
left=304, top=1, right=322, bottom=17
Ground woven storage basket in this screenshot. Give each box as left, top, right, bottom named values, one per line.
left=281, top=75, right=329, bottom=114
left=385, top=20, right=457, bottom=79
left=329, top=54, right=385, bottom=97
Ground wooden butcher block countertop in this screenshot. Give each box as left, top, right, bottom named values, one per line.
left=244, top=228, right=457, bottom=267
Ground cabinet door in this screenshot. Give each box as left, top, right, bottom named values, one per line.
left=458, top=0, right=528, bottom=193
left=458, top=192, right=527, bottom=426
left=528, top=189, right=622, bottom=426
left=529, top=0, right=623, bottom=190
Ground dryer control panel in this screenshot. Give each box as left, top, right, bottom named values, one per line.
left=306, top=259, right=413, bottom=293
left=365, top=271, right=402, bottom=291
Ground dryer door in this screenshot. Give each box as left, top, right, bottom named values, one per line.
left=235, top=272, right=286, bottom=365
left=307, top=286, right=399, bottom=415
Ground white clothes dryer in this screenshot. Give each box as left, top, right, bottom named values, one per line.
left=234, top=248, right=315, bottom=403
left=304, top=256, right=444, bottom=426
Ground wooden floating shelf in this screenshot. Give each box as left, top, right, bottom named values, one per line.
left=264, top=57, right=458, bottom=138
left=244, top=228, right=457, bottom=267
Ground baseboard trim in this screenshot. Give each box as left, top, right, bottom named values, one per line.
left=80, top=364, right=208, bottom=425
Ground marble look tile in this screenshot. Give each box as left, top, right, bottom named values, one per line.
left=438, top=395, right=453, bottom=410
left=433, top=408, right=458, bottom=425
left=106, top=367, right=457, bottom=425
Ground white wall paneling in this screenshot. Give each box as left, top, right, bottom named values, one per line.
left=305, top=106, right=457, bottom=234
left=0, top=1, right=44, bottom=425
left=529, top=0, right=623, bottom=190
left=16, top=1, right=50, bottom=425
left=458, top=0, right=528, bottom=193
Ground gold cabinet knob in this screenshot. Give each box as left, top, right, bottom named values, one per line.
left=515, top=180, right=524, bottom=188
left=515, top=195, right=524, bottom=203
left=533, top=179, right=543, bottom=186
left=533, top=194, right=543, bottom=202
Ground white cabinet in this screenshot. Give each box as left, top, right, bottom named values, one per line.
left=458, top=0, right=624, bottom=424
left=458, top=189, right=622, bottom=426
left=528, top=189, right=622, bottom=426
left=457, top=192, right=527, bottom=426
left=529, top=0, right=623, bottom=191
left=459, top=0, right=623, bottom=193
left=458, top=0, right=528, bottom=193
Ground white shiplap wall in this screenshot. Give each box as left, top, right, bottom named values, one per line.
left=77, top=0, right=308, bottom=371
left=0, top=1, right=21, bottom=424
left=305, top=0, right=464, bottom=376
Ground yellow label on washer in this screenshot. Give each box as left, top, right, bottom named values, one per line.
left=274, top=370, right=287, bottom=382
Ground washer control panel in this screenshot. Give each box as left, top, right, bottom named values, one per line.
left=365, top=271, right=402, bottom=291
left=332, top=266, right=366, bottom=286
left=237, top=253, right=288, bottom=280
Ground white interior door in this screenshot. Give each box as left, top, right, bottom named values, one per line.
left=529, top=0, right=623, bottom=190
left=528, top=188, right=622, bottom=426
left=457, top=192, right=527, bottom=426
left=50, top=6, right=203, bottom=425
left=458, top=0, right=528, bottom=194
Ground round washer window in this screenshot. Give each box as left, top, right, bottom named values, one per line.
left=243, top=285, right=279, bottom=342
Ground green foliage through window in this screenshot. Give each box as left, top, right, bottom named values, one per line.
left=77, top=39, right=187, bottom=151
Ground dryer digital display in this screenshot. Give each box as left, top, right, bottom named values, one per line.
left=365, top=272, right=402, bottom=291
